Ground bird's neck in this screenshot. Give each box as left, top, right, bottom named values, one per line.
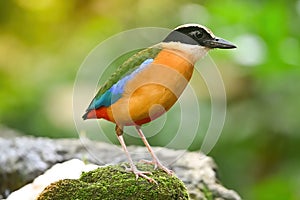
left=158, top=42, right=209, bottom=64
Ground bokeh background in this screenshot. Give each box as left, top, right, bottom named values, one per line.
left=1, top=0, right=300, bottom=199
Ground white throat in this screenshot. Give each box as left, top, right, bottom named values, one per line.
left=159, top=42, right=209, bottom=64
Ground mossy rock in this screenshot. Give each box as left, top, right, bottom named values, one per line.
left=37, top=162, right=189, bottom=200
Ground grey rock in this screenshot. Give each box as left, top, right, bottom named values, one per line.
left=0, top=136, right=241, bottom=200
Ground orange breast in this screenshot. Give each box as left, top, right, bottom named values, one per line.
left=152, top=49, right=194, bottom=80
left=105, top=48, right=194, bottom=126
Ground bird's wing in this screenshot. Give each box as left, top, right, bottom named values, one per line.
left=85, top=46, right=162, bottom=111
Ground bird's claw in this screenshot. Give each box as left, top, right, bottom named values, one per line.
left=121, top=163, right=133, bottom=171
left=121, top=163, right=157, bottom=184
left=133, top=170, right=157, bottom=184
left=140, top=159, right=158, bottom=169
left=140, top=159, right=174, bottom=175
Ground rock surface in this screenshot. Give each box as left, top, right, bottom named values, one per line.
left=0, top=136, right=241, bottom=200
left=6, top=159, right=98, bottom=200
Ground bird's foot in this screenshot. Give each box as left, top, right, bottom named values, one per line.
left=121, top=163, right=157, bottom=184
left=140, top=159, right=173, bottom=175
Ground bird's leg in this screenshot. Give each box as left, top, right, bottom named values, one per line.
left=115, top=125, right=157, bottom=183
left=135, top=126, right=173, bottom=175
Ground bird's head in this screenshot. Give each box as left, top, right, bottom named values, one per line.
left=163, top=24, right=236, bottom=49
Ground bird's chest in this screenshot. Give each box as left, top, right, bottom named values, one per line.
left=125, top=49, right=194, bottom=96
left=106, top=49, right=195, bottom=125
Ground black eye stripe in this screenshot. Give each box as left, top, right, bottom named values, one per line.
left=163, top=25, right=214, bottom=45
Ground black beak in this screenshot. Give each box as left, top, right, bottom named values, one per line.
left=203, top=37, right=236, bottom=49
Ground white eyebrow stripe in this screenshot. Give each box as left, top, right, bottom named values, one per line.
left=174, top=24, right=216, bottom=38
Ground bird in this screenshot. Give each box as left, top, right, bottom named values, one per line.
left=82, top=24, right=236, bottom=183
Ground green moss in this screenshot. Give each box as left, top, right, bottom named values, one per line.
left=37, top=163, right=189, bottom=200
left=202, top=182, right=213, bottom=200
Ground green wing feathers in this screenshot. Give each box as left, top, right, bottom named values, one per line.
left=94, top=47, right=162, bottom=99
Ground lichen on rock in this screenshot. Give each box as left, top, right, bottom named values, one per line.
left=37, top=162, right=190, bottom=200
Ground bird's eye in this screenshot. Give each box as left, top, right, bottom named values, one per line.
left=191, top=31, right=204, bottom=39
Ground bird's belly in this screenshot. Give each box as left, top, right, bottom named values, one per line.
left=107, top=82, right=183, bottom=126
left=107, top=49, right=194, bottom=126
left=129, top=83, right=179, bottom=125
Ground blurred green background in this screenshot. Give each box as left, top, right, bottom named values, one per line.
left=1, top=0, right=300, bottom=199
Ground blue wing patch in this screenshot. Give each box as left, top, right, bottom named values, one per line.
left=87, top=58, right=153, bottom=110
